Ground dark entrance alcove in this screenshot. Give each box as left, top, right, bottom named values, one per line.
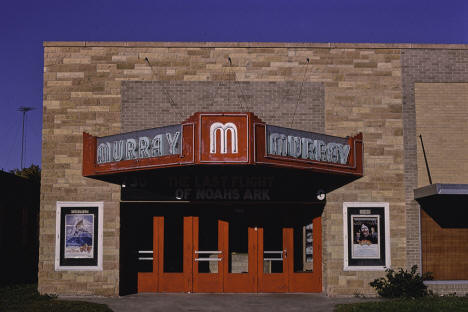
left=119, top=202, right=323, bottom=295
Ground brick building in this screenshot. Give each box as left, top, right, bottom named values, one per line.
left=39, top=42, right=468, bottom=296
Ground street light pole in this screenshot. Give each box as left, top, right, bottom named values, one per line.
left=17, top=106, right=35, bottom=169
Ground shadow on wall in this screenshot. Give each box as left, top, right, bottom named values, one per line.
left=0, top=170, right=40, bottom=286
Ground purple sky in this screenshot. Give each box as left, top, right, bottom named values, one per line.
left=0, top=0, right=467, bottom=171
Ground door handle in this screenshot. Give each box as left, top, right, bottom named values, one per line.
left=138, top=250, right=155, bottom=260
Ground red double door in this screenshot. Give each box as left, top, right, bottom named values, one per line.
left=138, top=214, right=321, bottom=293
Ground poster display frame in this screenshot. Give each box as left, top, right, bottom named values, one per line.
left=55, top=202, right=103, bottom=271
left=343, top=202, right=391, bottom=271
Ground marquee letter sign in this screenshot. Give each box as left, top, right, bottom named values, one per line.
left=82, top=112, right=363, bottom=196
left=199, top=113, right=249, bottom=162
left=210, top=122, right=238, bottom=154
left=96, top=125, right=181, bottom=164
left=266, top=125, right=350, bottom=164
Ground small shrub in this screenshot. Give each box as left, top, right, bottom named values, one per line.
left=370, top=265, right=433, bottom=298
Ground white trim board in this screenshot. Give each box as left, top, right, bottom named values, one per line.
left=55, top=201, right=104, bottom=271
left=343, top=202, right=391, bottom=271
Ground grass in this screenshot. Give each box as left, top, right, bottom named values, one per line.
left=335, top=296, right=468, bottom=312
left=0, top=284, right=113, bottom=312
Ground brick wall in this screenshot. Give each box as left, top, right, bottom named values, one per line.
left=321, top=48, right=404, bottom=296
left=401, top=51, right=468, bottom=295
left=415, top=83, right=468, bottom=291
left=401, top=50, right=468, bottom=295
left=40, top=46, right=122, bottom=296
left=121, top=81, right=324, bottom=132
left=415, top=83, right=468, bottom=186
left=41, top=42, right=407, bottom=296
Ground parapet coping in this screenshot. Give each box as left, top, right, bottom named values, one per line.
left=43, top=41, right=468, bottom=50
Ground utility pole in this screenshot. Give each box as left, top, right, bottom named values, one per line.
left=17, top=106, right=35, bottom=169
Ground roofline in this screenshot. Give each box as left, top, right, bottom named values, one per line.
left=42, top=41, right=468, bottom=50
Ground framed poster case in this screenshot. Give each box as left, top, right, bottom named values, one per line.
left=343, top=202, right=390, bottom=271
left=55, top=202, right=103, bottom=271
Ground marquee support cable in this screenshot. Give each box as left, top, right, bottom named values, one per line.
left=290, top=58, right=310, bottom=128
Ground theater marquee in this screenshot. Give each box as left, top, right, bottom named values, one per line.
left=266, top=125, right=350, bottom=164
left=82, top=112, right=363, bottom=201
left=96, top=125, right=182, bottom=164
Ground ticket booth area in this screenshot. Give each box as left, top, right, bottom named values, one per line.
left=82, top=112, right=363, bottom=294
left=121, top=203, right=322, bottom=294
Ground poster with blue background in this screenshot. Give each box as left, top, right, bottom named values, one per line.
left=64, top=214, right=94, bottom=258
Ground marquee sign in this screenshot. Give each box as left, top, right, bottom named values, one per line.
left=266, top=125, right=350, bottom=164
left=83, top=112, right=363, bottom=186
left=199, top=114, right=249, bottom=163
left=96, top=125, right=181, bottom=164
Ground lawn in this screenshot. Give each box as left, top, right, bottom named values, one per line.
left=335, top=296, right=468, bottom=312
left=0, top=284, right=113, bottom=312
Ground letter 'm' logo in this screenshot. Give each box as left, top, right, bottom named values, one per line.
left=210, top=122, right=238, bottom=154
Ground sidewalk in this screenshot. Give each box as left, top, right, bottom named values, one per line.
left=69, top=293, right=375, bottom=312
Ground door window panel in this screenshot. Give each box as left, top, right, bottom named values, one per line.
left=229, top=222, right=249, bottom=273
left=163, top=215, right=183, bottom=273
left=197, top=216, right=219, bottom=273
left=293, top=222, right=313, bottom=273
left=263, top=226, right=283, bottom=273
left=137, top=217, right=153, bottom=272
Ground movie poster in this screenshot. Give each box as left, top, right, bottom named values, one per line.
left=351, top=215, right=380, bottom=259
left=64, top=213, right=94, bottom=259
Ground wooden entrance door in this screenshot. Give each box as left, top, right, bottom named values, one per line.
left=222, top=218, right=258, bottom=292
left=192, top=216, right=224, bottom=292
left=137, top=216, right=159, bottom=292
left=137, top=216, right=192, bottom=293
left=288, top=217, right=322, bottom=292
left=157, top=216, right=193, bottom=292
left=257, top=216, right=322, bottom=292
left=258, top=226, right=290, bottom=292
left=137, top=213, right=322, bottom=293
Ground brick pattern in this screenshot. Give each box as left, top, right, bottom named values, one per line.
left=415, top=83, right=468, bottom=185
left=416, top=83, right=468, bottom=284
left=401, top=50, right=468, bottom=284
left=41, top=47, right=122, bottom=296
left=321, top=48, right=404, bottom=296
left=427, top=283, right=468, bottom=296
left=41, top=44, right=405, bottom=296
left=121, top=81, right=324, bottom=132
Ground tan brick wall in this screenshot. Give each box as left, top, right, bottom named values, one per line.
left=416, top=83, right=468, bottom=186
left=40, top=47, right=122, bottom=296
left=121, top=81, right=324, bottom=132
left=416, top=83, right=468, bottom=294
left=40, top=43, right=405, bottom=296
left=322, top=48, right=404, bottom=296
left=402, top=50, right=468, bottom=274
